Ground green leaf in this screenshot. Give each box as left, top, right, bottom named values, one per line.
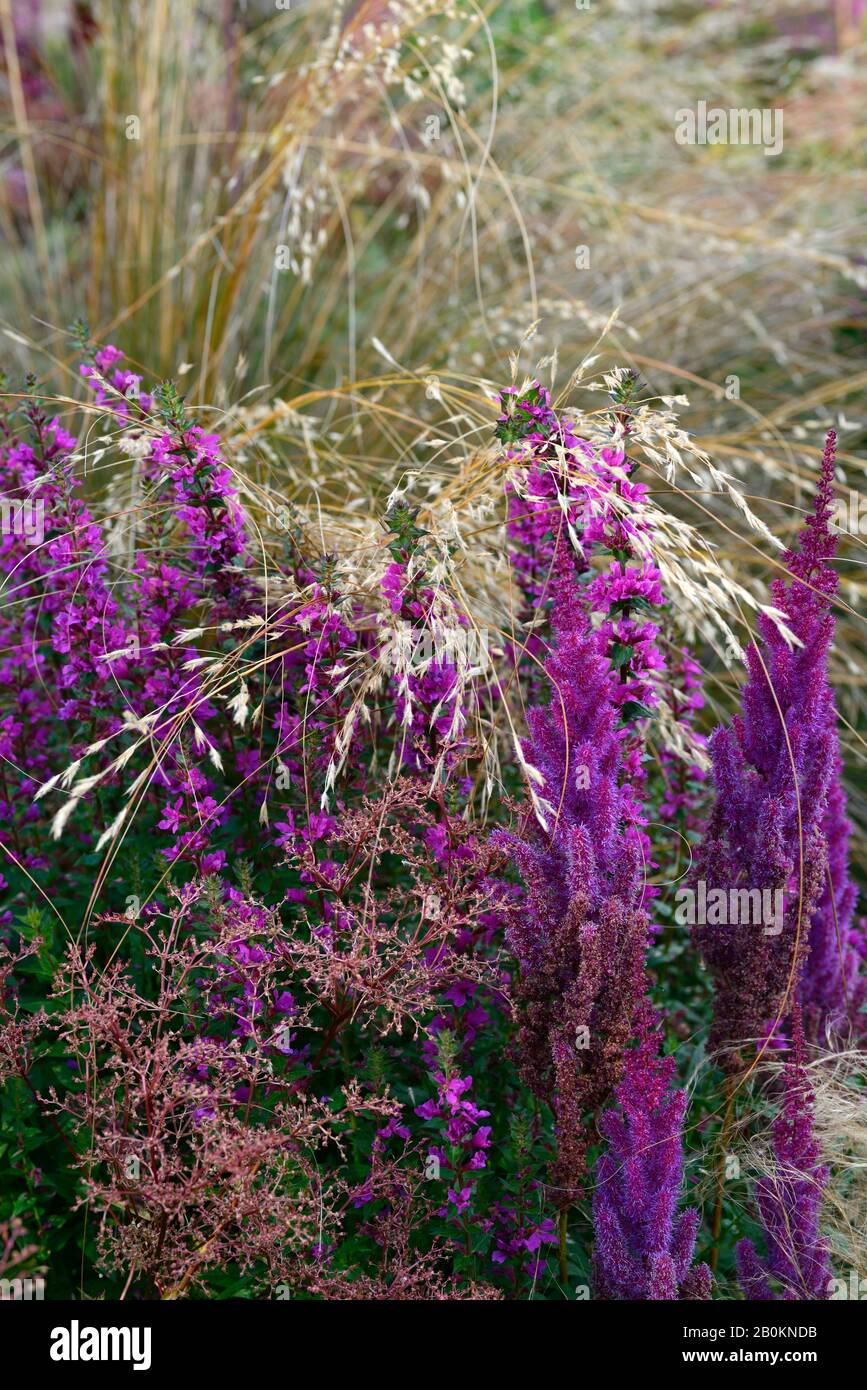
left=620, top=699, right=654, bottom=722
left=609, top=641, right=634, bottom=669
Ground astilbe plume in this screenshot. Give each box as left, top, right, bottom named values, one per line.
left=494, top=538, right=650, bottom=1204
left=800, top=766, right=866, bottom=1042
left=592, top=1005, right=711, bottom=1300
left=693, top=432, right=863, bottom=1067
left=736, top=1010, right=832, bottom=1300
left=781, top=433, right=864, bottom=1041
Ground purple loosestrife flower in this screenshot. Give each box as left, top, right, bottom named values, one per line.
left=499, top=381, right=590, bottom=681
left=487, top=1202, right=558, bottom=1281
left=415, top=1071, right=491, bottom=1221
left=498, top=383, right=667, bottom=886
left=146, top=425, right=251, bottom=616
left=585, top=559, right=666, bottom=718
left=693, top=432, right=861, bottom=1067
left=377, top=507, right=468, bottom=773
left=505, top=461, right=582, bottom=689
left=80, top=344, right=153, bottom=418
left=657, top=646, right=707, bottom=830
left=592, top=1006, right=711, bottom=1300
left=494, top=538, right=650, bottom=1204
left=736, top=1009, right=832, bottom=1300
left=494, top=381, right=560, bottom=449
left=499, top=382, right=624, bottom=687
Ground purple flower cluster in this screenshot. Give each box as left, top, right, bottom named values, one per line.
left=694, top=432, right=863, bottom=1065
left=416, top=1071, right=492, bottom=1218
left=2, top=350, right=857, bottom=1303
left=495, top=538, right=650, bottom=1204
left=593, top=1006, right=711, bottom=1300
left=499, top=381, right=667, bottom=722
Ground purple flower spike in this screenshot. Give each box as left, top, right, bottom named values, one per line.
left=495, top=538, right=651, bottom=1204
left=694, top=432, right=866, bottom=1066
left=592, top=1006, right=711, bottom=1300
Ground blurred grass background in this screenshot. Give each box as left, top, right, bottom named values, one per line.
left=1, top=2, right=863, bottom=405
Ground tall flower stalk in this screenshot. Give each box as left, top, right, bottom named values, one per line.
left=693, top=432, right=862, bottom=1069
left=494, top=538, right=650, bottom=1214
left=592, top=1005, right=711, bottom=1300
left=495, top=379, right=682, bottom=1288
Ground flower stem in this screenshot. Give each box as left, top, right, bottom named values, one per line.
left=558, top=1207, right=569, bottom=1289
left=710, top=1076, right=736, bottom=1273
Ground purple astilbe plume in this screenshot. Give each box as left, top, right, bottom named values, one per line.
left=736, top=1009, right=832, bottom=1300
left=693, top=431, right=863, bottom=1066
left=494, top=538, right=650, bottom=1204
left=799, top=765, right=865, bottom=1041
left=777, top=432, right=863, bottom=1042
left=592, top=1005, right=711, bottom=1300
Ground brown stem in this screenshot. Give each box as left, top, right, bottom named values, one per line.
left=558, top=1207, right=569, bottom=1290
